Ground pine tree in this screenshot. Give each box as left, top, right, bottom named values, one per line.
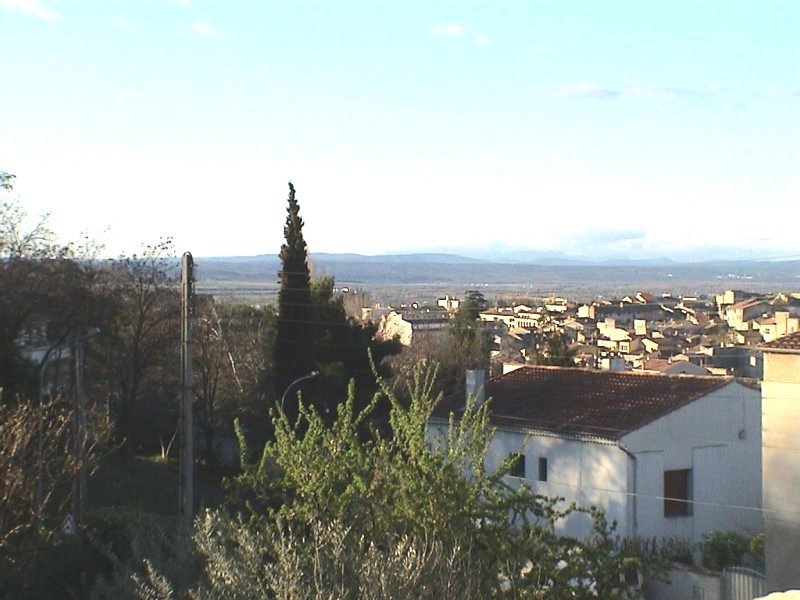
left=274, top=183, right=313, bottom=409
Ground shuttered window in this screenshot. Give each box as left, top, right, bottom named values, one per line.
left=509, top=453, right=525, bottom=478
left=664, top=469, right=691, bottom=517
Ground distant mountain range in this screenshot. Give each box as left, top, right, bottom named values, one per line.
left=193, top=252, right=800, bottom=295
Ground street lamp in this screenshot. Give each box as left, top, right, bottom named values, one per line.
left=280, top=371, right=320, bottom=411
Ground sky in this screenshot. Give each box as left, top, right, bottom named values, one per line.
left=1, top=0, right=799, bottom=261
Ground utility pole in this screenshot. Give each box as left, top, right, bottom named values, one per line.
left=73, top=338, right=87, bottom=519
left=179, top=252, right=195, bottom=525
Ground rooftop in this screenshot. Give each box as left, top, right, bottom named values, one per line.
left=761, top=330, right=800, bottom=353
left=436, top=365, right=733, bottom=440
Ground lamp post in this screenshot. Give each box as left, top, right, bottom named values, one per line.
left=280, top=371, right=320, bottom=411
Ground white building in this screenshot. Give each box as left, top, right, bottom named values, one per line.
left=429, top=366, right=762, bottom=545
left=760, top=331, right=800, bottom=592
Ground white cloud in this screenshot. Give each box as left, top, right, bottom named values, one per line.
left=431, top=23, right=465, bottom=37
left=0, top=0, right=57, bottom=21
left=532, top=82, right=621, bottom=100
left=110, top=16, right=135, bottom=30
left=430, top=23, right=489, bottom=45
left=190, top=22, right=222, bottom=37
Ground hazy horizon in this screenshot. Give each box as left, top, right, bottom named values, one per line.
left=2, top=2, right=798, bottom=261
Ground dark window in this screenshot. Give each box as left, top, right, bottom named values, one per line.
left=538, top=457, right=548, bottom=482
left=664, top=469, right=692, bottom=517
left=509, top=453, right=525, bottom=478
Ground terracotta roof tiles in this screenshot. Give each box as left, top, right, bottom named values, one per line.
left=761, top=330, right=800, bottom=353
left=436, top=366, right=733, bottom=441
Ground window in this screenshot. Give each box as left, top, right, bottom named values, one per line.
left=538, top=457, right=548, bottom=482
left=664, top=469, right=692, bottom=517
left=509, top=453, right=525, bottom=478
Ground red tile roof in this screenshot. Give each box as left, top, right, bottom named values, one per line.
left=436, top=366, right=733, bottom=440
left=761, top=330, right=800, bottom=353
left=728, top=297, right=767, bottom=311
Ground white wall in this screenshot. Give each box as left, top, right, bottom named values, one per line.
left=622, top=382, right=762, bottom=545
left=483, top=428, right=631, bottom=538
left=427, top=380, right=761, bottom=547
left=645, top=566, right=722, bottom=600
left=761, top=351, right=800, bottom=592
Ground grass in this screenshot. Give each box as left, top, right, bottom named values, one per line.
left=89, top=454, right=180, bottom=515
left=89, top=453, right=227, bottom=516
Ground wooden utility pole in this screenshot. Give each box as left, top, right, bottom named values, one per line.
left=179, top=252, right=195, bottom=523
left=73, top=339, right=87, bottom=518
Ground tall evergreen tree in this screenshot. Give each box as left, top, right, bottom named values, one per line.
left=274, top=183, right=313, bottom=408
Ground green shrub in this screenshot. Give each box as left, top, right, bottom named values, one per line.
left=701, top=531, right=751, bottom=571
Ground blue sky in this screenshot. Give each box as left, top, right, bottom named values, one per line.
left=1, top=0, right=799, bottom=260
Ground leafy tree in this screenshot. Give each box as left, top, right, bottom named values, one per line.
left=432, top=289, right=490, bottom=395
left=0, top=193, right=103, bottom=401
left=193, top=299, right=276, bottom=466
left=0, top=171, right=14, bottom=191
left=274, top=183, right=313, bottom=414
left=533, top=331, right=577, bottom=367
left=460, top=289, right=488, bottom=320
left=306, top=274, right=401, bottom=416
left=93, top=239, right=180, bottom=459
left=211, top=361, right=659, bottom=598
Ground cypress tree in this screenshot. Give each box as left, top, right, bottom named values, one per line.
left=274, top=182, right=313, bottom=406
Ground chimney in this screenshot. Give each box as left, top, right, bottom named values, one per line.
left=466, top=369, right=486, bottom=408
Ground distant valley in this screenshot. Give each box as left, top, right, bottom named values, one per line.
left=193, top=253, right=800, bottom=306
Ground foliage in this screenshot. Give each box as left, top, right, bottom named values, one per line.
left=274, top=191, right=400, bottom=420
left=87, top=509, right=199, bottom=600
left=0, top=394, right=111, bottom=597
left=305, top=274, right=401, bottom=416
left=749, top=533, right=765, bottom=569
left=0, top=170, right=14, bottom=190
left=533, top=331, right=577, bottom=367
left=0, top=394, right=110, bottom=552
left=431, top=290, right=490, bottom=395
left=274, top=182, right=313, bottom=408
left=92, top=238, right=180, bottom=459
left=700, top=530, right=758, bottom=572
left=188, top=511, right=478, bottom=600
left=220, top=361, right=658, bottom=598
left=0, top=194, right=103, bottom=401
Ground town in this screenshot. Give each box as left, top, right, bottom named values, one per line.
left=366, top=287, right=795, bottom=378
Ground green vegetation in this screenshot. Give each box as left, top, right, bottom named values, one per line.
left=274, top=182, right=314, bottom=408
left=1, top=178, right=664, bottom=598
left=701, top=530, right=764, bottom=572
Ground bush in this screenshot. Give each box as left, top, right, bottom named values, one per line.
left=701, top=531, right=752, bottom=571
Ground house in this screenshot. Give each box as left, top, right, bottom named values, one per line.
left=428, top=366, right=762, bottom=546
left=716, top=289, right=761, bottom=319
left=436, top=295, right=460, bottom=312
left=622, top=291, right=655, bottom=304
left=760, top=331, right=800, bottom=591
left=373, top=308, right=447, bottom=344
left=593, top=302, right=669, bottom=325
left=642, top=359, right=710, bottom=376
left=725, top=298, right=770, bottom=331
left=757, top=311, right=800, bottom=343
left=479, top=308, right=517, bottom=329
